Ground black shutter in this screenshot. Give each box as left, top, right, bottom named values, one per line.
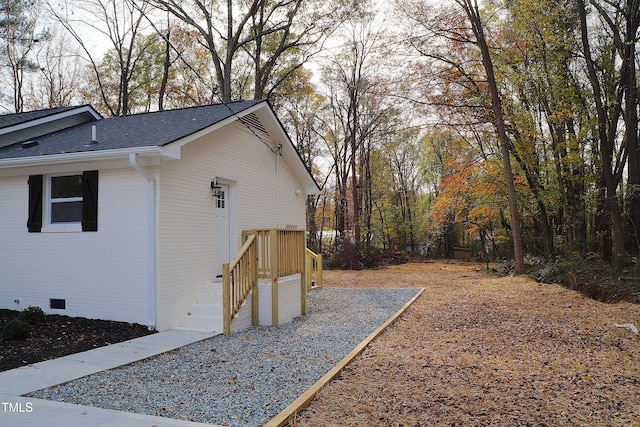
left=82, top=170, right=98, bottom=232
left=27, top=175, right=43, bottom=232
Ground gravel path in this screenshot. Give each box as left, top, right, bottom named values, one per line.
left=29, top=288, right=421, bottom=426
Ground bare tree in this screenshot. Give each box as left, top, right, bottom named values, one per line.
left=141, top=0, right=349, bottom=102
left=26, top=32, right=83, bottom=109
left=318, top=11, right=401, bottom=266
left=45, top=0, right=152, bottom=115
left=1, top=0, right=49, bottom=112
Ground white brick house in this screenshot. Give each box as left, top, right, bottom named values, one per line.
left=0, top=101, right=320, bottom=332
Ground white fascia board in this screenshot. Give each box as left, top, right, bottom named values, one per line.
left=0, top=146, right=169, bottom=177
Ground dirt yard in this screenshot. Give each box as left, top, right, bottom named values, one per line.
left=288, top=261, right=640, bottom=426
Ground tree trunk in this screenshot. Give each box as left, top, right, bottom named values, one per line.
left=457, top=0, right=525, bottom=274
left=623, top=5, right=640, bottom=257
left=577, top=0, right=626, bottom=271
left=158, top=28, right=171, bottom=111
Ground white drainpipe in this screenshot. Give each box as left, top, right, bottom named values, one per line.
left=129, top=153, right=157, bottom=331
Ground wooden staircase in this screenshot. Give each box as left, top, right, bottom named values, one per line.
left=177, top=229, right=322, bottom=335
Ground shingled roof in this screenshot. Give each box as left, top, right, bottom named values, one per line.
left=0, top=100, right=263, bottom=160
left=0, top=106, right=81, bottom=130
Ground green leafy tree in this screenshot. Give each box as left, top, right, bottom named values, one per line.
left=577, top=0, right=629, bottom=271
left=494, top=0, right=588, bottom=258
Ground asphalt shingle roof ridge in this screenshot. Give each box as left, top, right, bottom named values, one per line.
left=111, top=99, right=262, bottom=119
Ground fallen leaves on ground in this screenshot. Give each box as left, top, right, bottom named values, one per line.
left=289, top=261, right=640, bottom=427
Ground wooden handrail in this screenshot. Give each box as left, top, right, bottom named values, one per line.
left=305, top=248, right=323, bottom=290
left=223, top=228, right=318, bottom=334
left=222, top=234, right=258, bottom=335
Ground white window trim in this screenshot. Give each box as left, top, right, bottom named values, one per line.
left=42, top=173, right=83, bottom=233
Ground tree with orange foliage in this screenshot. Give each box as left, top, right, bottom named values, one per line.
left=429, top=136, right=503, bottom=259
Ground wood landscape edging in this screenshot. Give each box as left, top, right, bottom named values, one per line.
left=265, top=287, right=426, bottom=427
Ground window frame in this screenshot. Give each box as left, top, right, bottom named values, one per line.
left=43, top=172, right=84, bottom=232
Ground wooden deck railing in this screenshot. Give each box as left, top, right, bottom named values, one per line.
left=222, top=234, right=259, bottom=335
left=241, top=228, right=306, bottom=278
left=223, top=229, right=322, bottom=334
left=305, top=248, right=323, bottom=290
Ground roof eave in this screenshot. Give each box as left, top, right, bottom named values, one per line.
left=0, top=146, right=171, bottom=177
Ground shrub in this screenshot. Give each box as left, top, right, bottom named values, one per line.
left=535, top=260, right=567, bottom=284
left=361, top=246, right=384, bottom=268
left=326, top=240, right=363, bottom=270
left=535, top=256, right=640, bottom=304
left=17, top=306, right=45, bottom=325
left=2, top=319, right=31, bottom=341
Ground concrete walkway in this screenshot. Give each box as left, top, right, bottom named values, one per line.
left=0, top=329, right=222, bottom=426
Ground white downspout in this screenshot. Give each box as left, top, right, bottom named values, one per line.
left=129, top=153, right=157, bottom=331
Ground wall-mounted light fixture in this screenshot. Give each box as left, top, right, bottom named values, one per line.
left=211, top=177, right=225, bottom=207
left=211, top=177, right=220, bottom=190
left=295, top=188, right=302, bottom=195
left=211, top=177, right=223, bottom=199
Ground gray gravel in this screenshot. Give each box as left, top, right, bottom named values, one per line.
left=29, top=288, right=420, bottom=426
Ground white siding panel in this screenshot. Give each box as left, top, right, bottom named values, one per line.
left=0, top=169, right=149, bottom=325
left=277, top=275, right=302, bottom=323
left=258, top=282, right=272, bottom=326
left=157, top=122, right=307, bottom=330
left=229, top=277, right=304, bottom=332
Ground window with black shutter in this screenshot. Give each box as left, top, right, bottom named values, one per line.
left=28, top=171, right=99, bottom=232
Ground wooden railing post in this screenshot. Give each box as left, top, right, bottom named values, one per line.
left=316, top=254, right=323, bottom=288
left=305, top=249, right=312, bottom=291
left=304, top=248, right=323, bottom=290
left=251, top=243, right=259, bottom=327
left=222, top=262, right=231, bottom=335
left=299, top=232, right=307, bottom=315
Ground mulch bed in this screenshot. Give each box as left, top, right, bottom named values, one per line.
left=0, top=309, right=154, bottom=372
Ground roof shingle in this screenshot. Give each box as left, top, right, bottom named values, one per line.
left=0, top=100, right=263, bottom=160
left=0, top=106, right=81, bottom=130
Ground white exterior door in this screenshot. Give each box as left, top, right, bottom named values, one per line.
left=214, top=184, right=230, bottom=277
